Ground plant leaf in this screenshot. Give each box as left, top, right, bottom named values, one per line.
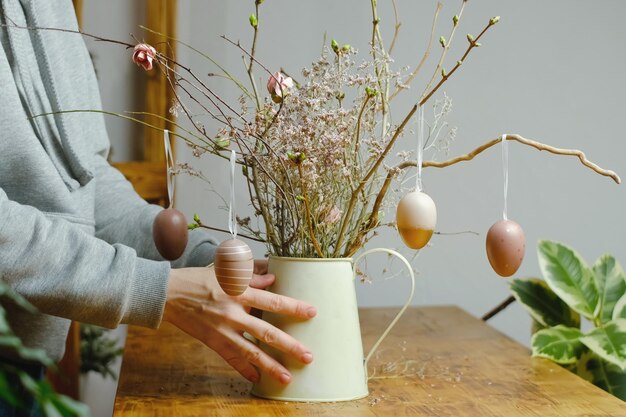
left=510, top=278, right=580, bottom=328
left=576, top=350, right=626, bottom=401
left=0, top=370, right=22, bottom=407
left=593, top=255, right=626, bottom=324
left=537, top=240, right=598, bottom=319
left=580, top=319, right=626, bottom=371
left=613, top=293, right=626, bottom=320
left=531, top=325, right=584, bottom=364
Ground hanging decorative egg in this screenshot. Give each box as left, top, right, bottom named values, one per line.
left=396, top=191, right=437, bottom=250
left=214, top=239, right=254, bottom=296
left=153, top=208, right=189, bottom=260
left=486, top=219, right=526, bottom=277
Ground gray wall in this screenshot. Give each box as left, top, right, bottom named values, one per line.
left=89, top=1, right=626, bottom=348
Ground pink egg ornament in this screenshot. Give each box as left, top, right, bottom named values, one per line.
left=214, top=239, right=254, bottom=296
left=485, top=219, right=526, bottom=277
left=153, top=208, right=189, bottom=260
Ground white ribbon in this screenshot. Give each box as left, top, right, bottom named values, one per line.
left=502, top=133, right=509, bottom=220
left=228, top=150, right=238, bottom=239
left=416, top=105, right=424, bottom=192
left=164, top=129, right=175, bottom=208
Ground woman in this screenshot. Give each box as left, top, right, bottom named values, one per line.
left=0, top=1, right=314, bottom=415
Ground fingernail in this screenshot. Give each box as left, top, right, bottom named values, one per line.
left=306, top=307, right=317, bottom=318
left=301, top=353, right=313, bottom=364
left=279, top=373, right=291, bottom=384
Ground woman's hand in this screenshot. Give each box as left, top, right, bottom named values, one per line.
left=163, top=260, right=316, bottom=384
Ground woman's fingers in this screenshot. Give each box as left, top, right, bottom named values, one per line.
left=238, top=288, right=317, bottom=319
left=214, top=340, right=260, bottom=383
left=236, top=314, right=313, bottom=365
left=223, top=328, right=293, bottom=384
left=249, top=273, right=274, bottom=289
left=253, top=259, right=268, bottom=275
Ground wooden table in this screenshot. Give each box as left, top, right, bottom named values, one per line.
left=113, top=307, right=625, bottom=416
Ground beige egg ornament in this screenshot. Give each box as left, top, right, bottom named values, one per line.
left=214, top=239, right=254, bottom=296
left=396, top=191, right=437, bottom=250
left=486, top=219, right=526, bottom=277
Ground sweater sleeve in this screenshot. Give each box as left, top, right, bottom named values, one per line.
left=0, top=187, right=170, bottom=329
left=92, top=154, right=218, bottom=268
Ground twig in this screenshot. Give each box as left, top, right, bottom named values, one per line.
left=420, top=16, right=495, bottom=106
left=247, top=1, right=262, bottom=110
left=297, top=164, right=325, bottom=258
left=196, top=225, right=266, bottom=243
left=424, top=134, right=621, bottom=183
left=482, top=296, right=515, bottom=321
left=389, top=2, right=442, bottom=102
left=388, top=0, right=402, bottom=56
left=421, top=0, right=467, bottom=99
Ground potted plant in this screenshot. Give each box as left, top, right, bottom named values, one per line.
left=511, top=240, right=626, bottom=401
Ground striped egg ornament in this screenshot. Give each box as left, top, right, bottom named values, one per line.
left=214, top=239, right=254, bottom=296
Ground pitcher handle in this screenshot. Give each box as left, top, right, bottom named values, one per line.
left=353, top=248, right=416, bottom=381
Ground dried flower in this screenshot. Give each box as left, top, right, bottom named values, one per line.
left=132, top=43, right=156, bottom=71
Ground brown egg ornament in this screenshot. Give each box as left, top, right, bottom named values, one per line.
left=486, top=219, right=525, bottom=277
left=214, top=239, right=254, bottom=296
left=396, top=191, right=437, bottom=250
left=153, top=208, right=189, bottom=260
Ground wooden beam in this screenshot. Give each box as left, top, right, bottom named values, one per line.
left=144, top=0, right=178, bottom=163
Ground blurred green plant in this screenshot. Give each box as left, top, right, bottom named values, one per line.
left=0, top=280, right=90, bottom=416
left=511, top=240, right=626, bottom=401
left=80, top=325, right=123, bottom=379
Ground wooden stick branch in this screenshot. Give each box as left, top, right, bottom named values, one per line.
left=352, top=134, right=620, bottom=254
left=424, top=134, right=621, bottom=183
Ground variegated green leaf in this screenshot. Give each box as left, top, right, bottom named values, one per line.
left=537, top=240, right=598, bottom=319
left=531, top=319, right=547, bottom=336
left=580, top=319, right=626, bottom=371
left=511, top=278, right=580, bottom=328
left=531, top=325, right=584, bottom=364
left=593, top=255, right=626, bottom=324
left=576, top=350, right=626, bottom=401
left=613, top=293, right=626, bottom=320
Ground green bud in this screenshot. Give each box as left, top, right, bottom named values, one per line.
left=341, top=44, right=351, bottom=53
left=453, top=15, right=459, bottom=26
left=331, top=39, right=339, bottom=53
left=474, top=42, right=482, bottom=47
left=193, top=213, right=201, bottom=223
left=296, top=195, right=305, bottom=202
left=249, top=14, right=258, bottom=28
left=335, top=90, right=346, bottom=100
left=467, top=33, right=475, bottom=43
left=242, top=165, right=248, bottom=176
left=365, top=86, right=379, bottom=97
left=255, top=0, right=264, bottom=5
left=489, top=16, right=500, bottom=25
left=187, top=223, right=199, bottom=230
left=441, top=67, right=447, bottom=77
left=439, top=35, right=447, bottom=48
left=215, top=137, right=230, bottom=148
left=457, top=60, right=463, bottom=66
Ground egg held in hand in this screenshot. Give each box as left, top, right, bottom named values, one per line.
left=153, top=208, right=189, bottom=260
left=214, top=239, right=254, bottom=296
left=396, top=191, right=437, bottom=250
left=485, top=219, right=525, bottom=277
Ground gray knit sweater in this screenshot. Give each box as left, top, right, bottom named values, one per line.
left=0, top=0, right=217, bottom=362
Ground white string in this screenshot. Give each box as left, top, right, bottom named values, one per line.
left=163, top=129, right=175, bottom=208
left=228, top=150, right=237, bottom=238
left=416, top=105, right=424, bottom=192
left=502, top=133, right=509, bottom=220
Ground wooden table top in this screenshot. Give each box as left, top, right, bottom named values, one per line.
left=113, top=306, right=625, bottom=416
